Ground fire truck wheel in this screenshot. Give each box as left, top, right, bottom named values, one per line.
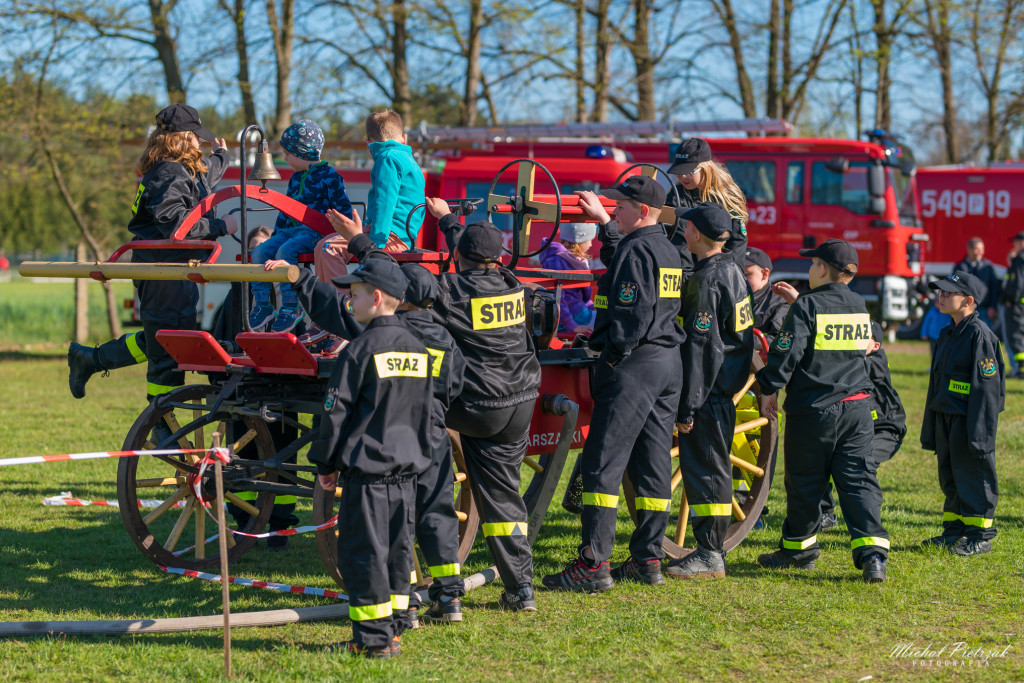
left=117, top=384, right=278, bottom=569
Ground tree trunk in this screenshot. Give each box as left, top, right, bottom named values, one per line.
left=631, top=0, right=655, bottom=120
left=872, top=0, right=892, bottom=130
left=462, top=0, right=484, bottom=126
left=766, top=0, right=780, bottom=118
left=147, top=0, right=186, bottom=103
left=265, top=0, right=294, bottom=138
left=75, top=241, right=89, bottom=342
left=231, top=0, right=257, bottom=124
left=592, top=0, right=612, bottom=122
left=936, top=2, right=958, bottom=162
left=390, top=0, right=412, bottom=123
left=715, top=0, right=757, bottom=117
left=575, top=0, right=588, bottom=123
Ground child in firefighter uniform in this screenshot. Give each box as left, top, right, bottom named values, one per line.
left=921, top=272, right=1004, bottom=556
left=755, top=239, right=890, bottom=583
left=543, top=175, right=685, bottom=592
left=1000, top=231, right=1024, bottom=377
left=272, top=224, right=468, bottom=622
left=425, top=199, right=543, bottom=612
left=819, top=321, right=907, bottom=529
left=665, top=203, right=754, bottom=579
left=306, top=258, right=433, bottom=659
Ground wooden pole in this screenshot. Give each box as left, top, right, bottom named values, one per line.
left=212, top=433, right=232, bottom=678
left=18, top=261, right=300, bottom=284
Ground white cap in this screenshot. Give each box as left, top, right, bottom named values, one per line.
left=559, top=222, right=597, bottom=243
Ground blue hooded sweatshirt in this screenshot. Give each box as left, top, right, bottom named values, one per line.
left=367, top=140, right=425, bottom=248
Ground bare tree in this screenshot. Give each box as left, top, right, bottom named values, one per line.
left=912, top=0, right=959, bottom=162
left=265, top=0, right=294, bottom=137
left=708, top=0, right=758, bottom=117
left=869, top=0, right=914, bottom=131
left=219, top=0, right=257, bottom=124
left=966, top=0, right=1024, bottom=161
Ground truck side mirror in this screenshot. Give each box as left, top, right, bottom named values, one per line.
left=825, top=157, right=850, bottom=173
left=870, top=196, right=887, bottom=214
left=867, top=164, right=886, bottom=198
left=899, top=158, right=916, bottom=176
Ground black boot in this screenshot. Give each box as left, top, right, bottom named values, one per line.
left=67, top=343, right=103, bottom=399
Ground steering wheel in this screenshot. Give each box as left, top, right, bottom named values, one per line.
left=486, top=159, right=562, bottom=264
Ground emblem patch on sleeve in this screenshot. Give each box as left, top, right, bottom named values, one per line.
left=775, top=330, right=794, bottom=350
left=979, top=358, right=997, bottom=377
left=694, top=310, right=713, bottom=332
left=324, top=388, right=337, bottom=411
left=618, top=281, right=638, bottom=304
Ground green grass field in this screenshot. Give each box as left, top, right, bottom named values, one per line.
left=0, top=284, right=1022, bottom=681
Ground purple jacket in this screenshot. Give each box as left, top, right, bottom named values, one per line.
left=540, top=242, right=594, bottom=328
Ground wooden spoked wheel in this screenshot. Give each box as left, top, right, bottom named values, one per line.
left=624, top=352, right=779, bottom=558
left=117, top=384, right=278, bottom=569
left=311, top=429, right=481, bottom=590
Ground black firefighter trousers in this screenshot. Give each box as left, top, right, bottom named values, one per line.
left=780, top=398, right=889, bottom=568
left=934, top=412, right=999, bottom=541
left=679, top=394, right=735, bottom=552
left=581, top=343, right=681, bottom=564
left=337, top=474, right=415, bottom=651
left=411, top=409, right=465, bottom=604
left=446, top=397, right=536, bottom=590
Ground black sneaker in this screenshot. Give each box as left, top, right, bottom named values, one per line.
left=390, top=635, right=402, bottom=657
left=498, top=583, right=538, bottom=612
left=665, top=546, right=726, bottom=580
left=861, top=553, right=886, bottom=583
left=421, top=597, right=463, bottom=624
left=757, top=550, right=816, bottom=570
left=327, top=640, right=393, bottom=659
left=542, top=556, right=614, bottom=593
left=920, top=534, right=963, bottom=547
left=610, top=556, right=665, bottom=586
left=820, top=512, right=838, bottom=531
left=266, top=534, right=289, bottom=552
left=67, top=342, right=103, bottom=399
left=951, top=538, right=992, bottom=557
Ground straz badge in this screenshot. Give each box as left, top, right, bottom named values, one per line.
left=618, top=281, right=638, bottom=304
left=776, top=330, right=794, bottom=350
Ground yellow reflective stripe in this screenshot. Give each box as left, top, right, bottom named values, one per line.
left=945, top=512, right=993, bottom=528
left=734, top=296, right=753, bottom=332
left=147, top=381, right=182, bottom=397
left=948, top=379, right=970, bottom=394
left=676, top=315, right=686, bottom=327
left=482, top=521, right=528, bottom=537
left=1015, top=352, right=1024, bottom=361
left=349, top=602, right=392, bottom=621
left=814, top=313, right=871, bottom=351
left=428, top=563, right=460, bottom=578
left=274, top=495, right=297, bottom=505
left=782, top=536, right=817, bottom=550
left=690, top=503, right=732, bottom=517
left=582, top=492, right=619, bottom=508
left=125, top=332, right=147, bottom=363
left=131, top=183, right=145, bottom=214
left=390, top=594, right=410, bottom=610
left=594, top=295, right=608, bottom=309
left=426, top=347, right=445, bottom=378
left=470, top=291, right=526, bottom=330
left=234, top=491, right=258, bottom=501
left=942, top=511, right=960, bottom=522
left=635, top=496, right=671, bottom=512
left=658, top=268, right=682, bottom=298
left=851, top=536, right=890, bottom=550
left=410, top=571, right=417, bottom=584
left=374, top=352, right=428, bottom=379
left=871, top=410, right=878, bottom=420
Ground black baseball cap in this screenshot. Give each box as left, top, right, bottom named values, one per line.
left=744, top=247, right=773, bottom=271
left=928, top=272, right=986, bottom=303
left=400, top=263, right=438, bottom=308
left=870, top=321, right=884, bottom=343
left=678, top=202, right=731, bottom=241
left=1010, top=231, right=1024, bottom=241
left=331, top=258, right=409, bottom=300
left=799, top=238, right=859, bottom=274
left=155, top=104, right=216, bottom=141
left=602, top=175, right=666, bottom=209
left=667, top=138, right=712, bottom=175
left=457, top=221, right=504, bottom=263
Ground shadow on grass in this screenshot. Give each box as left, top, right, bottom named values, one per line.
left=0, top=349, right=68, bottom=362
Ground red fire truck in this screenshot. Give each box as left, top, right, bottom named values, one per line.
left=916, top=164, right=1023, bottom=275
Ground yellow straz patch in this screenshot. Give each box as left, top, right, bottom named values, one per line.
left=131, top=183, right=145, bottom=214
left=374, top=352, right=428, bottom=378
left=595, top=295, right=608, bottom=309
left=814, top=313, right=871, bottom=350
left=659, top=268, right=683, bottom=298
left=471, top=291, right=526, bottom=330
left=426, top=347, right=445, bottom=377
left=734, top=296, right=753, bottom=332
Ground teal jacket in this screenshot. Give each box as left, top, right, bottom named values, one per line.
left=367, top=140, right=425, bottom=247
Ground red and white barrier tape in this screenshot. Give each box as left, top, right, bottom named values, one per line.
left=158, top=565, right=348, bottom=601
left=42, top=492, right=195, bottom=509
left=171, top=516, right=338, bottom=557
left=1, top=447, right=210, bottom=468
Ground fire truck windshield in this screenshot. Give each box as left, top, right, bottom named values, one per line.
left=811, top=161, right=873, bottom=214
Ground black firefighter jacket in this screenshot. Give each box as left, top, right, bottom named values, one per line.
left=866, top=347, right=906, bottom=438
left=921, top=312, right=1005, bottom=455
left=756, top=282, right=873, bottom=414
left=666, top=184, right=748, bottom=274
left=678, top=252, right=755, bottom=420
left=751, top=282, right=790, bottom=343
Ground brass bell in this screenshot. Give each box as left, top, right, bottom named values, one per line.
left=248, top=140, right=281, bottom=188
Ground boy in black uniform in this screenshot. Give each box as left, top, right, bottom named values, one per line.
left=272, top=226, right=468, bottom=621
left=665, top=203, right=754, bottom=579
left=819, top=321, right=907, bottom=529
left=921, top=272, right=1004, bottom=556
left=1000, top=232, right=1024, bottom=377
left=744, top=247, right=789, bottom=343
left=306, top=258, right=432, bottom=658
left=543, top=175, right=685, bottom=592
left=424, top=199, right=543, bottom=612
left=754, top=239, right=890, bottom=583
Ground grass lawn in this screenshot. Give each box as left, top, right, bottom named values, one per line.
left=0, top=285, right=1022, bottom=680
